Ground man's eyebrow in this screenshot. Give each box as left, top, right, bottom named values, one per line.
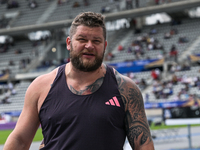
left=77, top=35, right=86, bottom=38
left=77, top=35, right=103, bottom=40
left=93, top=37, right=102, bottom=40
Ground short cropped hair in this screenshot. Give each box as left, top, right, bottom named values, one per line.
left=69, top=12, right=106, bottom=40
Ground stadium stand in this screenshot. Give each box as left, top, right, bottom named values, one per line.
left=0, top=0, right=200, bottom=116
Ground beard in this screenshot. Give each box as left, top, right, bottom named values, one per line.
left=70, top=44, right=105, bottom=72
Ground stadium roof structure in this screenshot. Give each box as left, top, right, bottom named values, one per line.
left=0, top=0, right=200, bottom=36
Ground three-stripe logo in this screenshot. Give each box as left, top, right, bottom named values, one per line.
left=105, top=96, right=120, bottom=107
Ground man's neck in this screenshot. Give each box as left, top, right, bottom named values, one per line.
left=65, top=63, right=106, bottom=95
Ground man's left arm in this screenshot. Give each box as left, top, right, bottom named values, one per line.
left=114, top=70, right=154, bottom=150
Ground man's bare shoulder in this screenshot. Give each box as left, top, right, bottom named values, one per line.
left=33, top=68, right=58, bottom=85
left=112, top=68, right=143, bottom=109
left=26, top=67, right=59, bottom=95
left=113, top=68, right=138, bottom=91
left=23, top=67, right=59, bottom=111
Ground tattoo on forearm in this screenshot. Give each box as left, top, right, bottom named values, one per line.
left=69, top=77, right=104, bottom=95
left=114, top=70, right=152, bottom=149
left=125, top=111, right=151, bottom=149
left=128, top=125, right=149, bottom=144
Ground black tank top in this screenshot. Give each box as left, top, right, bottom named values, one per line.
left=39, top=64, right=126, bottom=150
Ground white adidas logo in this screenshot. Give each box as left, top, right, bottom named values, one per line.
left=105, top=96, right=120, bottom=107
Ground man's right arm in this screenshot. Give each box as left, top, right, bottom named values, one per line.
left=3, top=72, right=54, bottom=150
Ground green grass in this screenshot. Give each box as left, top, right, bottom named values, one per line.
left=0, top=130, right=12, bottom=145
left=0, top=128, right=43, bottom=145
left=150, top=122, right=200, bottom=130
left=0, top=124, right=200, bottom=145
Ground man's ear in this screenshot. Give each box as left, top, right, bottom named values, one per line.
left=66, top=36, right=71, bottom=51
left=104, top=40, right=108, bottom=50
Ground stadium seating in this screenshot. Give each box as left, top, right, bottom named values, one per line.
left=0, top=0, right=200, bottom=113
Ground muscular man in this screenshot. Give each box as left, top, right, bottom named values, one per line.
left=3, top=12, right=154, bottom=150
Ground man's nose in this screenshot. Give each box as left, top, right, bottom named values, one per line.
left=85, top=41, right=94, bottom=49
